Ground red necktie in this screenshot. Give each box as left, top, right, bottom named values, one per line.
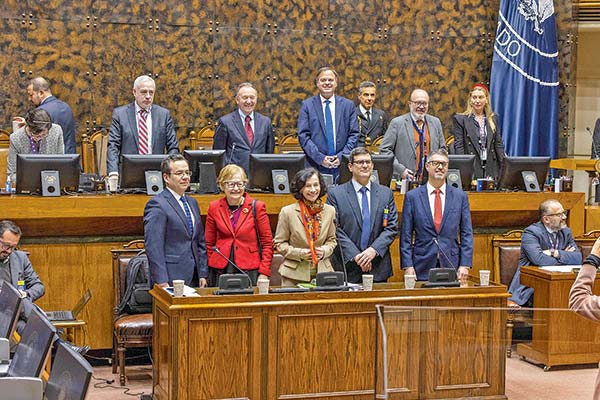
left=244, top=115, right=254, bottom=145
left=434, top=189, right=442, bottom=232
left=138, top=109, right=149, bottom=154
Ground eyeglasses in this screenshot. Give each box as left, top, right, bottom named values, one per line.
left=545, top=211, right=568, bottom=218
left=409, top=101, right=429, bottom=107
left=223, top=181, right=246, bottom=189
left=170, top=170, right=191, bottom=177
left=351, top=160, right=372, bottom=166
left=427, top=160, right=448, bottom=168
left=0, top=239, right=18, bottom=252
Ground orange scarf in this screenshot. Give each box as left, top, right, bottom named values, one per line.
left=299, top=199, right=323, bottom=265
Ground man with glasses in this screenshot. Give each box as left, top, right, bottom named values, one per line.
left=400, top=149, right=473, bottom=282
left=508, top=199, right=581, bottom=307
left=144, top=154, right=208, bottom=288
left=379, top=89, right=445, bottom=181
left=327, top=147, right=398, bottom=283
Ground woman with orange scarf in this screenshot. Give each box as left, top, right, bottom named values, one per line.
left=273, top=168, right=337, bottom=287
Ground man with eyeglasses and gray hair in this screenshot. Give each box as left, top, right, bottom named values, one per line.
left=379, top=88, right=445, bottom=182
left=508, top=199, right=581, bottom=308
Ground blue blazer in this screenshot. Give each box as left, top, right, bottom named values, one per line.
left=143, top=189, right=208, bottom=286
left=297, top=95, right=359, bottom=175
left=213, top=110, right=275, bottom=173
left=508, top=221, right=582, bottom=305
left=107, top=103, right=180, bottom=174
left=400, top=184, right=473, bottom=281
left=38, top=95, right=76, bottom=154
left=326, top=181, right=399, bottom=282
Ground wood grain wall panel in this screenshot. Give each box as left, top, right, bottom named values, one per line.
left=215, top=0, right=271, bottom=29
left=26, top=0, right=91, bottom=21
left=154, top=0, right=214, bottom=27
left=266, top=0, right=329, bottom=31
left=154, top=307, right=171, bottom=400
left=92, top=1, right=148, bottom=24
left=0, top=18, right=29, bottom=127
left=326, top=0, right=379, bottom=33
left=0, top=1, right=25, bottom=19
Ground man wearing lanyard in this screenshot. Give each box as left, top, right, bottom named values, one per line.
left=508, top=199, right=581, bottom=307
left=379, top=89, right=445, bottom=182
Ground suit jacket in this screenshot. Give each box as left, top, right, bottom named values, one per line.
left=592, top=118, right=600, bottom=159
left=297, top=95, right=359, bottom=175
left=273, top=202, right=337, bottom=283
left=5, top=250, right=45, bottom=330
left=107, top=103, right=180, bottom=174
left=326, top=181, right=398, bottom=283
left=205, top=195, right=274, bottom=276
left=508, top=221, right=581, bottom=305
left=379, top=113, right=445, bottom=178
left=400, top=184, right=473, bottom=281
left=38, top=95, right=76, bottom=154
left=451, top=114, right=505, bottom=179
left=356, top=106, right=388, bottom=148
left=144, top=189, right=208, bottom=286
left=7, top=124, right=65, bottom=182
left=213, top=110, right=275, bottom=173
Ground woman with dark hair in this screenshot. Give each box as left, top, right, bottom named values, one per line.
left=273, top=167, right=337, bottom=286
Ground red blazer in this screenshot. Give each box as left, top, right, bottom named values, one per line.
left=205, top=195, right=273, bottom=276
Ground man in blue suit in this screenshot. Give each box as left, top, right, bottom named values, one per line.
left=400, top=148, right=473, bottom=281
left=298, top=67, right=359, bottom=178
left=27, top=77, right=76, bottom=154
left=213, top=82, right=275, bottom=173
left=144, top=154, right=208, bottom=288
left=107, top=75, right=179, bottom=177
left=327, top=147, right=398, bottom=283
left=508, top=199, right=581, bottom=307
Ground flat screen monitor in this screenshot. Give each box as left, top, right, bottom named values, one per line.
left=0, top=282, right=22, bottom=340
left=120, top=154, right=168, bottom=190
left=448, top=155, right=476, bottom=191
left=183, top=150, right=225, bottom=183
left=497, top=156, right=551, bottom=191
left=247, top=154, right=306, bottom=192
left=45, top=342, right=93, bottom=400
left=16, top=154, right=80, bottom=194
left=338, top=153, right=395, bottom=187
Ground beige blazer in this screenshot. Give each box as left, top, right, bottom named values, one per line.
left=273, top=202, right=337, bottom=283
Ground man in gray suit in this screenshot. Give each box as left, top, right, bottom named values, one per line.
left=213, top=82, right=275, bottom=173
left=379, top=89, right=445, bottom=181
left=107, top=75, right=179, bottom=179
left=356, top=81, right=388, bottom=148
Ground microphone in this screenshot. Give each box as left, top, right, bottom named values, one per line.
left=227, top=142, right=236, bottom=165
left=333, top=217, right=349, bottom=288
left=211, top=246, right=251, bottom=278
left=432, top=238, right=457, bottom=270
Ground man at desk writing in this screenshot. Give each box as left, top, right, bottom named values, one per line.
left=508, top=199, right=582, bottom=307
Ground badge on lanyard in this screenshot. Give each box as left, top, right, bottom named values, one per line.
left=383, top=208, right=389, bottom=227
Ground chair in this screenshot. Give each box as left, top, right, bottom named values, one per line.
left=81, top=128, right=108, bottom=175
left=445, top=135, right=456, bottom=154
left=111, top=239, right=152, bottom=386
left=189, top=126, right=215, bottom=150
left=366, top=135, right=383, bottom=154
left=276, top=133, right=303, bottom=153
left=269, top=254, right=284, bottom=287
left=575, top=229, right=600, bottom=259
left=45, top=341, right=93, bottom=400
left=0, top=129, right=11, bottom=185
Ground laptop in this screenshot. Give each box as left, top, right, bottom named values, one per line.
left=46, top=289, right=92, bottom=322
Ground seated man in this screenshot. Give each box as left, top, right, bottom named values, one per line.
left=508, top=199, right=582, bottom=307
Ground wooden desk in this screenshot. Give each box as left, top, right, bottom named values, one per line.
left=517, top=267, right=600, bottom=369
left=151, top=283, right=509, bottom=400
left=52, top=320, right=86, bottom=346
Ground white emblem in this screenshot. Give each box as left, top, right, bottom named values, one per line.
left=518, top=0, right=554, bottom=35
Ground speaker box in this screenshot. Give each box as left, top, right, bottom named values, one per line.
left=272, top=170, right=290, bottom=194
left=145, top=170, right=164, bottom=195
left=197, top=162, right=218, bottom=194
left=41, top=170, right=60, bottom=197
left=522, top=171, right=541, bottom=192
left=446, top=169, right=462, bottom=190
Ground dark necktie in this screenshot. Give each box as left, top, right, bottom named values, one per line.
left=366, top=110, right=371, bottom=123
left=324, top=100, right=335, bottom=156
left=138, top=109, right=149, bottom=154
left=549, top=232, right=558, bottom=251
left=359, top=186, right=371, bottom=250
left=244, top=115, right=254, bottom=145
left=180, top=196, right=194, bottom=236
left=434, top=189, right=442, bottom=232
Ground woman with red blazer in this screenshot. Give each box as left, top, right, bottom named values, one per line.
left=205, top=164, right=273, bottom=287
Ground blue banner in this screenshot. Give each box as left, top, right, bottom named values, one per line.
left=490, top=0, right=559, bottom=158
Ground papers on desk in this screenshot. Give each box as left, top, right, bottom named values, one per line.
left=163, top=285, right=201, bottom=297
left=539, top=265, right=581, bottom=273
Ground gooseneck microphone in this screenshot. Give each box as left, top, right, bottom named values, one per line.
left=211, top=246, right=250, bottom=278
left=432, top=238, right=456, bottom=270
left=334, top=218, right=349, bottom=288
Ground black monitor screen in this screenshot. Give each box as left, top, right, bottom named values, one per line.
left=45, top=342, right=93, bottom=400
left=448, top=155, right=476, bottom=191
left=183, top=150, right=225, bottom=183
left=120, top=154, right=168, bottom=190
left=248, top=154, right=306, bottom=192
left=339, top=153, right=395, bottom=187
left=16, top=154, right=80, bottom=194
left=0, top=282, right=22, bottom=340
left=497, top=156, right=550, bottom=191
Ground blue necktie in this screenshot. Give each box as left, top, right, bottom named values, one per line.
left=324, top=100, right=335, bottom=156
left=180, top=196, right=194, bottom=236
left=359, top=186, right=371, bottom=250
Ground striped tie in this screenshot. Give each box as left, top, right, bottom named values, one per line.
left=138, top=109, right=149, bottom=154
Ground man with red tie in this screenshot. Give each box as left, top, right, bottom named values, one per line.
left=400, top=149, right=473, bottom=281
left=106, top=75, right=179, bottom=179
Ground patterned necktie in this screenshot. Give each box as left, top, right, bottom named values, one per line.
left=359, top=186, right=371, bottom=250
left=180, top=196, right=194, bottom=236
left=433, top=189, right=442, bottom=232
left=244, top=115, right=254, bottom=145
left=138, top=109, right=149, bottom=154
left=324, top=100, right=335, bottom=156
left=366, top=110, right=371, bottom=123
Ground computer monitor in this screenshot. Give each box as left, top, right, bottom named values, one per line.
left=183, top=150, right=225, bottom=183
left=448, top=155, right=476, bottom=191
left=45, top=342, right=93, bottom=400
left=120, top=154, right=168, bottom=190
left=497, top=156, right=551, bottom=191
left=0, top=283, right=22, bottom=340
left=16, top=154, right=80, bottom=194
left=339, top=153, right=395, bottom=187
left=247, top=154, right=306, bottom=192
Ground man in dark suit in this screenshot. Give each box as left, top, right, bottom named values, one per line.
left=508, top=199, right=581, bottom=307
left=400, top=148, right=473, bottom=281
left=26, top=77, right=76, bottom=154
left=327, top=147, right=398, bottom=283
left=298, top=67, right=359, bottom=178
left=356, top=81, right=388, bottom=148
left=213, top=82, right=275, bottom=173
left=107, top=75, right=179, bottom=179
left=144, top=154, right=208, bottom=288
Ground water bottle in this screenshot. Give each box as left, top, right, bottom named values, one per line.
left=5, top=176, right=11, bottom=193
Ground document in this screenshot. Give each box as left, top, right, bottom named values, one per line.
left=539, top=265, right=581, bottom=273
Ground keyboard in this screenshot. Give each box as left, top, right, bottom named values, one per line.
left=310, top=285, right=351, bottom=292
left=269, top=287, right=309, bottom=294
left=45, top=310, right=74, bottom=321
left=213, top=288, right=254, bottom=296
